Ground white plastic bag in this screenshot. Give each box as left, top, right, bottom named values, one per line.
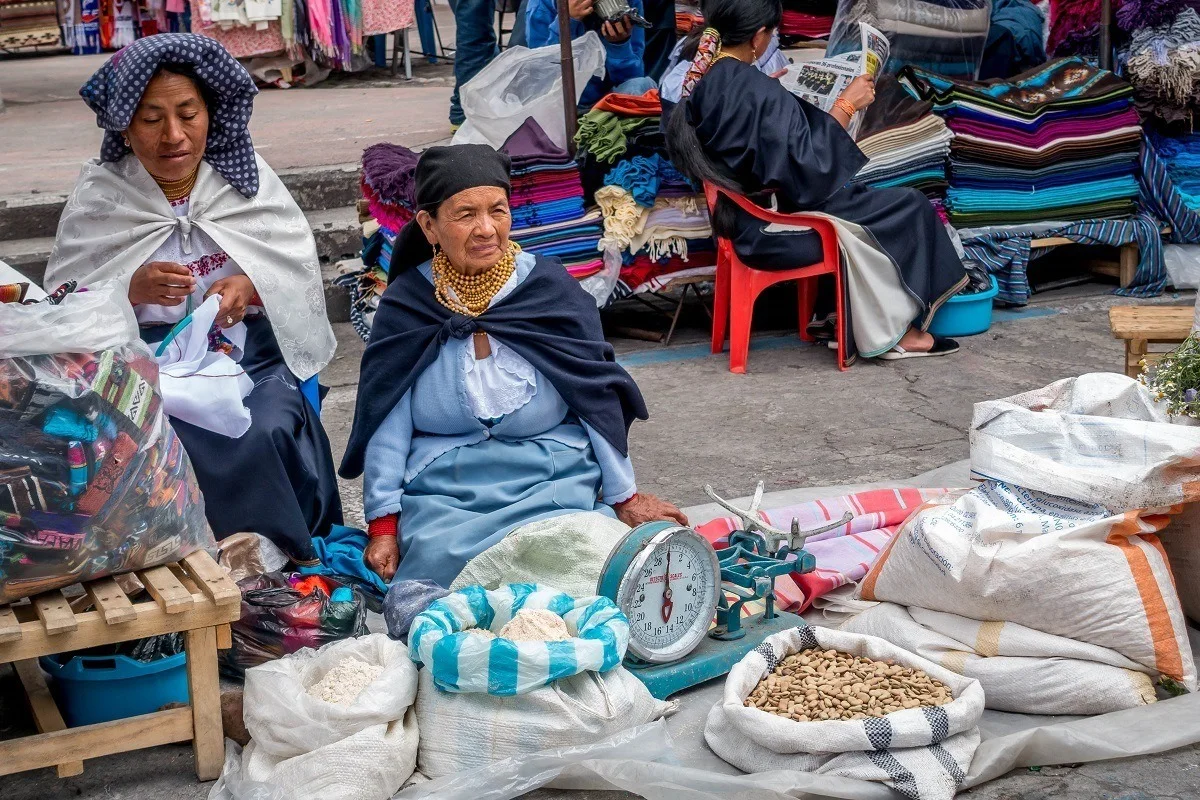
left=453, top=32, right=607, bottom=150
left=413, top=664, right=673, bottom=779
left=843, top=602, right=1158, bottom=715
left=858, top=481, right=1198, bottom=690
left=153, top=294, right=253, bottom=438
left=969, top=373, right=1200, bottom=511
left=1165, top=243, right=1200, bottom=290
left=704, top=626, right=983, bottom=800
left=0, top=279, right=136, bottom=358
left=237, top=634, right=419, bottom=800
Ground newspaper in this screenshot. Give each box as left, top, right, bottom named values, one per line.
left=780, top=23, right=889, bottom=139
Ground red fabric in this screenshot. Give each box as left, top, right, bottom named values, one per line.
left=592, top=89, right=663, bottom=117
left=779, top=10, right=834, bottom=38
left=368, top=514, right=398, bottom=538
left=620, top=252, right=717, bottom=289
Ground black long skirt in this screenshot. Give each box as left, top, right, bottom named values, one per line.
left=142, top=318, right=343, bottom=562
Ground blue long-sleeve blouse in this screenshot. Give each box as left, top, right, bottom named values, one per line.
left=363, top=252, right=637, bottom=522
left=525, top=0, right=647, bottom=108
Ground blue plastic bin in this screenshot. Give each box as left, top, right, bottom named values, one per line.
left=39, top=651, right=189, bottom=727
left=927, top=275, right=999, bottom=338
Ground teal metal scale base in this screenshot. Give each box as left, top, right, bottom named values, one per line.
left=602, top=483, right=853, bottom=700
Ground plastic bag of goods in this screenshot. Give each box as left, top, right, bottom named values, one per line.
left=228, top=633, right=419, bottom=800
left=1159, top=504, right=1200, bottom=625
left=409, top=583, right=673, bottom=778
left=219, top=573, right=368, bottom=679
left=0, top=281, right=214, bottom=604
left=452, top=32, right=607, bottom=150
left=704, top=626, right=984, bottom=800
left=858, top=481, right=1199, bottom=698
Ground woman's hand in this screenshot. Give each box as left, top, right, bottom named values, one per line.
left=602, top=17, right=633, bottom=44
left=205, top=274, right=256, bottom=328
left=838, top=74, right=876, bottom=112
left=364, top=535, right=400, bottom=582
left=568, top=0, right=593, bottom=20
left=128, top=262, right=195, bottom=307
left=614, top=493, right=690, bottom=528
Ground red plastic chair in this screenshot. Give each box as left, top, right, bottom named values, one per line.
left=703, top=183, right=847, bottom=373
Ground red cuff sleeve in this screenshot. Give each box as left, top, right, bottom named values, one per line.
left=368, top=514, right=398, bottom=538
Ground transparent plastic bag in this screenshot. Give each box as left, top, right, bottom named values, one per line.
left=0, top=279, right=138, bottom=359
left=453, top=32, right=607, bottom=150
left=0, top=316, right=214, bottom=603
left=826, top=0, right=992, bottom=80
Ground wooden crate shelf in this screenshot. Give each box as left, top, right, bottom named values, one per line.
left=0, top=550, right=240, bottom=781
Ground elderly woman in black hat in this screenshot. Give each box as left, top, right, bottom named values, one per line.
left=341, top=144, right=687, bottom=587
left=45, top=34, right=343, bottom=563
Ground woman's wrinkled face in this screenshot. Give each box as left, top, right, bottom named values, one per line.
left=124, top=70, right=209, bottom=182
left=417, top=186, right=512, bottom=274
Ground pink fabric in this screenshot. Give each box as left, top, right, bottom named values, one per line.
left=190, top=0, right=286, bottom=57
left=362, top=0, right=414, bottom=35
left=695, top=487, right=951, bottom=613
left=948, top=108, right=1141, bottom=147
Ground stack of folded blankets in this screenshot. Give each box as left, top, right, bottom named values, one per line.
left=779, top=0, right=835, bottom=41
left=828, top=0, right=991, bottom=78
left=900, top=57, right=1143, bottom=227
left=675, top=0, right=702, bottom=33
left=502, top=119, right=605, bottom=279
left=1141, top=130, right=1200, bottom=242
left=578, top=90, right=716, bottom=303
left=854, top=75, right=953, bottom=198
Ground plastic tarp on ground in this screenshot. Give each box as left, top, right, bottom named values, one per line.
left=394, top=460, right=1200, bottom=800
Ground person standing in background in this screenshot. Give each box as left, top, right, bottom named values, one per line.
left=448, top=0, right=530, bottom=129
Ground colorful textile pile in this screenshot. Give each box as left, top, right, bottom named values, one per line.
left=979, top=0, right=1047, bottom=79
left=1, top=0, right=64, bottom=50
left=675, top=0, right=701, bottom=33
left=854, top=75, right=952, bottom=197
left=901, top=58, right=1142, bottom=227
left=1141, top=131, right=1200, bottom=242
left=827, top=0, right=991, bottom=78
left=503, top=119, right=605, bottom=279
left=191, top=0, right=413, bottom=65
left=780, top=0, right=835, bottom=40
left=0, top=333, right=214, bottom=604
left=695, top=488, right=950, bottom=613
left=1125, top=7, right=1200, bottom=131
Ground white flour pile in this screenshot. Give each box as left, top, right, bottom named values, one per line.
left=465, top=628, right=496, bottom=640
left=306, top=657, right=383, bottom=705
left=499, top=609, right=571, bottom=641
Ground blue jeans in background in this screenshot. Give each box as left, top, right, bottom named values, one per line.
left=450, top=0, right=498, bottom=125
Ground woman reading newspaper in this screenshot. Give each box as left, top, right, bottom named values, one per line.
left=666, top=0, right=967, bottom=363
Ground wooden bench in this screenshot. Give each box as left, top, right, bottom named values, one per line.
left=1109, top=305, right=1194, bottom=378
left=1031, top=237, right=1139, bottom=289
left=0, top=551, right=240, bottom=781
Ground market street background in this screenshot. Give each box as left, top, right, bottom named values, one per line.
left=3, top=25, right=1200, bottom=800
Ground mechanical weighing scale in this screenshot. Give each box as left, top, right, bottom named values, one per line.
left=597, top=483, right=852, bottom=699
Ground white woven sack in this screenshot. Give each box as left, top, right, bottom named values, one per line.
left=239, top=634, right=419, bottom=800
left=704, top=626, right=983, bottom=800
left=858, top=480, right=1198, bottom=691
left=843, top=603, right=1158, bottom=715
left=969, top=373, right=1200, bottom=511
left=414, top=664, right=674, bottom=779
left=1159, top=504, right=1200, bottom=624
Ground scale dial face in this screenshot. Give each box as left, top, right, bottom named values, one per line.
left=616, top=526, right=721, bottom=664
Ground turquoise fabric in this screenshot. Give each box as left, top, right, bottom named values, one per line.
left=395, top=433, right=617, bottom=588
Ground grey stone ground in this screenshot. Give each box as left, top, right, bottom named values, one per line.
left=3, top=282, right=1200, bottom=798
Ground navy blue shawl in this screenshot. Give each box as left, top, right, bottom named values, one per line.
left=338, top=255, right=647, bottom=479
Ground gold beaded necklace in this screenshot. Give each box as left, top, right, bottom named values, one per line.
left=432, top=241, right=521, bottom=317
left=152, top=166, right=200, bottom=203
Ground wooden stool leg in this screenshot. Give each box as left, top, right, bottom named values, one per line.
left=14, top=660, right=84, bottom=777
left=1119, top=243, right=1138, bottom=289
left=1128, top=338, right=1147, bottom=378
left=185, top=627, right=224, bottom=781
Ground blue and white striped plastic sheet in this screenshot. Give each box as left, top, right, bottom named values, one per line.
left=408, top=584, right=630, bottom=695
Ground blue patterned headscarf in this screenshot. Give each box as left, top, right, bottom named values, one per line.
left=80, top=34, right=261, bottom=197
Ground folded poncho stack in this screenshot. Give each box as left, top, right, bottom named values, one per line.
left=854, top=75, right=952, bottom=197
left=1125, top=7, right=1200, bottom=131
left=901, top=58, right=1142, bottom=226
left=827, top=0, right=991, bottom=78
left=780, top=0, right=835, bottom=40
left=503, top=118, right=605, bottom=279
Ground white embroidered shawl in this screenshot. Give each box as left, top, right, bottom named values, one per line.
left=45, top=153, right=336, bottom=380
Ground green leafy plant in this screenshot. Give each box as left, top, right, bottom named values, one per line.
left=1140, top=332, right=1200, bottom=419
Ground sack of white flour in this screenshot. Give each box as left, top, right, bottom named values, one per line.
left=843, top=603, right=1158, bottom=715
left=414, top=664, right=673, bottom=778
left=858, top=481, right=1197, bottom=691
left=236, top=634, right=419, bottom=800
left=704, top=626, right=983, bottom=800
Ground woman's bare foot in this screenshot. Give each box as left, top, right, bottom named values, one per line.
left=897, top=327, right=935, bottom=353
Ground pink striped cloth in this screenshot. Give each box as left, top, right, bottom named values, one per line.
left=695, top=487, right=950, bottom=612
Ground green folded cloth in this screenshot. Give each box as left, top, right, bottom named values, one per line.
left=575, top=110, right=658, bottom=164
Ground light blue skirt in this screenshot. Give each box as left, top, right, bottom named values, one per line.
left=396, top=435, right=615, bottom=588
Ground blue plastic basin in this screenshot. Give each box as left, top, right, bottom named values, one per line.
left=927, top=275, right=999, bottom=338
left=39, top=651, right=189, bottom=727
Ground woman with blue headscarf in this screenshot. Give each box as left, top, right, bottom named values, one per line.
left=45, top=34, right=343, bottom=563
